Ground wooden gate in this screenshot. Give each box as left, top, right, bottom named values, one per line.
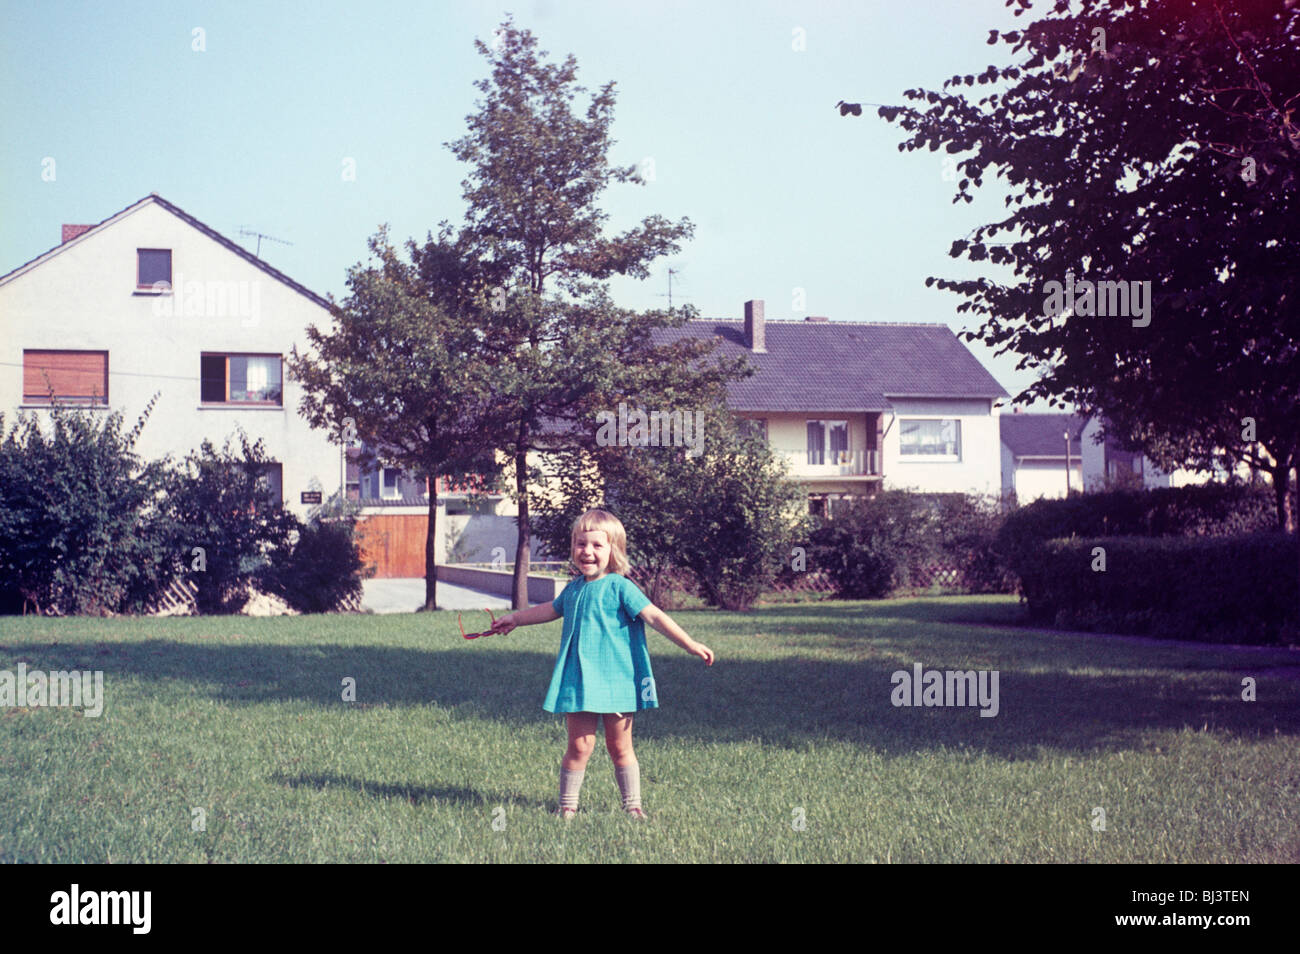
left=355, top=514, right=429, bottom=578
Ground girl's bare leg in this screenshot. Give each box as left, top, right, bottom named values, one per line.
left=563, top=712, right=599, bottom=771
left=603, top=713, right=636, bottom=767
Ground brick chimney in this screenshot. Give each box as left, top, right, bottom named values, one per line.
left=744, top=299, right=766, bottom=353
left=62, top=224, right=94, bottom=244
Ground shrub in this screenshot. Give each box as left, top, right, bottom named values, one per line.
left=996, top=484, right=1280, bottom=608
left=997, top=484, right=1275, bottom=565
left=538, top=404, right=809, bottom=611
left=0, top=399, right=181, bottom=615
left=262, top=496, right=372, bottom=613
left=164, top=434, right=300, bottom=614
left=808, top=490, right=1014, bottom=598
left=1017, top=533, right=1298, bottom=645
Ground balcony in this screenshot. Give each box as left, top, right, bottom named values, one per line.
left=782, top=448, right=881, bottom=478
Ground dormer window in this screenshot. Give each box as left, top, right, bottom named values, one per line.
left=380, top=468, right=401, bottom=499
left=138, top=249, right=172, bottom=290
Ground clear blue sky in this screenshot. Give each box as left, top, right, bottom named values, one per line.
left=2, top=0, right=1057, bottom=405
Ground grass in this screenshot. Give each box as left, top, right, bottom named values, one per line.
left=1, top=595, right=1297, bottom=863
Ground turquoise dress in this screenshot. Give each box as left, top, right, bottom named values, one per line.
left=543, top=573, right=658, bottom=714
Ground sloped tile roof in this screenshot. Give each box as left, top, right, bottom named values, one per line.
left=1000, top=413, right=1088, bottom=458
left=0, top=193, right=332, bottom=309
left=648, top=320, right=1007, bottom=411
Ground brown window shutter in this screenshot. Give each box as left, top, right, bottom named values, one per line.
left=23, top=350, right=108, bottom=403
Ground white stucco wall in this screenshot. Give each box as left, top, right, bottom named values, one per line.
left=881, top=398, right=1002, bottom=496
left=0, top=198, right=340, bottom=518
left=1081, top=417, right=1107, bottom=490
left=1013, top=460, right=1083, bottom=501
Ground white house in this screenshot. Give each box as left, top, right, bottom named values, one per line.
left=1000, top=412, right=1086, bottom=502
left=649, top=300, right=1010, bottom=514
left=0, top=194, right=341, bottom=518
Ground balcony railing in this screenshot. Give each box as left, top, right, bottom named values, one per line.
left=783, top=448, right=881, bottom=477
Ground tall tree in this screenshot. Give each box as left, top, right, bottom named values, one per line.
left=289, top=228, right=500, bottom=611
left=847, top=0, right=1298, bottom=530
left=429, top=19, right=716, bottom=608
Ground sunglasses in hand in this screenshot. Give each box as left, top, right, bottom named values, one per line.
left=459, top=608, right=500, bottom=640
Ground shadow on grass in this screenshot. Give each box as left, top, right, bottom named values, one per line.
left=271, top=772, right=541, bottom=808
left=743, top=597, right=1030, bottom=628
left=3, top=603, right=1297, bottom=762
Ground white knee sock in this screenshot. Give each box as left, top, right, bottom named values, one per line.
left=615, top=762, right=641, bottom=811
left=559, top=767, right=585, bottom=811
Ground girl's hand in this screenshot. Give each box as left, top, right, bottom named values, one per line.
left=692, top=642, right=715, bottom=666
left=490, top=613, right=518, bottom=636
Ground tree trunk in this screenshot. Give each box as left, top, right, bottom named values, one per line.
left=423, top=472, right=438, bottom=612
left=1271, top=464, right=1294, bottom=532
left=1294, top=462, right=1299, bottom=637
left=1290, top=461, right=1299, bottom=534
left=512, top=427, right=531, bottom=610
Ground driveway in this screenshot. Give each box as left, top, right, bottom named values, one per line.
left=361, top=577, right=514, bottom=614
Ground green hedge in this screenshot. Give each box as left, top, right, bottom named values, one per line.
left=1018, top=533, right=1299, bottom=645
left=997, top=484, right=1277, bottom=565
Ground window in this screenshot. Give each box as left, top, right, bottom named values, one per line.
left=806, top=420, right=849, bottom=465
left=137, top=249, right=172, bottom=289
left=200, top=354, right=282, bottom=404
left=380, top=468, right=401, bottom=499
left=900, top=419, right=960, bottom=458
left=236, top=462, right=283, bottom=507
left=23, top=350, right=108, bottom=405
left=738, top=418, right=768, bottom=442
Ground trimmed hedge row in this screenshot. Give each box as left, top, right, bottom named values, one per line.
left=996, top=484, right=1278, bottom=563
left=1017, top=533, right=1299, bottom=645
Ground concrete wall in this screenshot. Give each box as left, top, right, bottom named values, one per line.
left=435, top=564, right=563, bottom=603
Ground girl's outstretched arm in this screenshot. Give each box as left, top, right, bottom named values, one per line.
left=491, top=602, right=561, bottom=635
left=639, top=605, right=714, bottom=666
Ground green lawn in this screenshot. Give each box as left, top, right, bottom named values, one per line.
left=1, top=596, right=1297, bottom=863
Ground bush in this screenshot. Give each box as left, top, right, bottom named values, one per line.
left=538, top=404, right=809, bottom=611
left=808, top=490, right=1014, bottom=599
left=164, top=434, right=300, bottom=614
left=997, top=484, right=1276, bottom=570
left=262, top=496, right=372, bottom=613
left=1016, top=533, right=1298, bottom=645
left=0, top=399, right=182, bottom=615
left=996, top=484, right=1281, bottom=614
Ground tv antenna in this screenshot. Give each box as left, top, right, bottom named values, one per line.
left=657, top=266, right=684, bottom=312
left=238, top=226, right=293, bottom=259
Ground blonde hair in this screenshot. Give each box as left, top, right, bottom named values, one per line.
left=570, top=508, right=631, bottom=576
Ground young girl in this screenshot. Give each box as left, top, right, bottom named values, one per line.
left=488, top=508, right=713, bottom=819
